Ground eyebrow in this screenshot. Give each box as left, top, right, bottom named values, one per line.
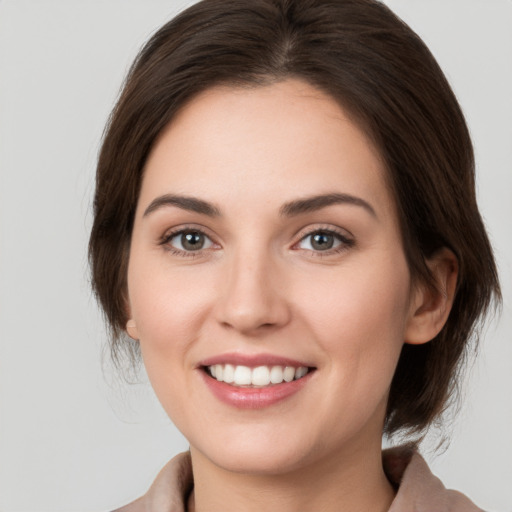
left=143, top=194, right=221, bottom=218
left=280, top=193, right=377, bottom=218
left=143, top=192, right=376, bottom=219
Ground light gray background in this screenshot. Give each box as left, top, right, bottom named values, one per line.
left=0, top=1, right=511, bottom=511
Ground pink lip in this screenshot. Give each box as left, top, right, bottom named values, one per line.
left=199, top=352, right=313, bottom=368
left=200, top=371, right=313, bottom=409
left=197, top=353, right=315, bottom=409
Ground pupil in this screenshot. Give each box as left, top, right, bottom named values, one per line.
left=312, top=232, right=333, bottom=250
left=182, top=232, right=204, bottom=250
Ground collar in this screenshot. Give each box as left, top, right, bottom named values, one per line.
left=115, top=447, right=483, bottom=512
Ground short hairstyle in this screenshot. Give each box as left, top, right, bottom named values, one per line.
left=89, top=0, right=500, bottom=436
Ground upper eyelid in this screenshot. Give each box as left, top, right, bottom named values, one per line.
left=293, top=224, right=354, bottom=241
left=161, top=224, right=217, bottom=242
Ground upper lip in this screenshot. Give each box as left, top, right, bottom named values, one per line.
left=198, top=352, right=315, bottom=368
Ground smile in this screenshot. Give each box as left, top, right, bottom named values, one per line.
left=199, top=354, right=316, bottom=409
left=207, top=364, right=310, bottom=387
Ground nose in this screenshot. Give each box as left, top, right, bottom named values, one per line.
left=214, top=249, right=291, bottom=335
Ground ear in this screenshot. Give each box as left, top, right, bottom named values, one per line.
left=125, top=318, right=140, bottom=341
left=124, top=292, right=140, bottom=340
left=405, top=248, right=458, bottom=345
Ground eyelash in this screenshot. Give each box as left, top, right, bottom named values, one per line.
left=294, top=227, right=355, bottom=257
left=160, top=226, right=216, bottom=258
left=159, top=226, right=355, bottom=258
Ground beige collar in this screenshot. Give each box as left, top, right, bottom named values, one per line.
left=114, top=447, right=483, bottom=512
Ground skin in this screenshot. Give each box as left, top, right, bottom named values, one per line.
left=125, top=79, right=457, bottom=512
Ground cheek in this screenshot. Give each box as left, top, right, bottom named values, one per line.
left=128, top=251, right=213, bottom=342
left=293, top=258, right=411, bottom=436
left=126, top=255, right=228, bottom=421
left=126, top=256, right=212, bottom=418
left=300, top=255, right=411, bottom=376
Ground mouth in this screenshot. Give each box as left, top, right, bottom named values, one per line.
left=198, top=353, right=316, bottom=408
left=204, top=364, right=313, bottom=388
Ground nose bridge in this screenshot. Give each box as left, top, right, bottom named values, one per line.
left=215, top=240, right=289, bottom=333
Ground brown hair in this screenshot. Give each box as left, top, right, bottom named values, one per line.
left=89, top=0, right=501, bottom=436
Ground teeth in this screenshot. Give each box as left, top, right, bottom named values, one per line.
left=252, top=366, right=270, bottom=386
left=295, top=367, right=308, bottom=379
left=214, top=364, right=223, bottom=381
left=233, top=365, right=252, bottom=385
left=269, top=366, right=283, bottom=384
left=207, top=364, right=310, bottom=387
left=223, top=364, right=235, bottom=383
left=283, top=366, right=295, bottom=382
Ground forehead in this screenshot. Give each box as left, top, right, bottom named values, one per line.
left=139, top=79, right=395, bottom=220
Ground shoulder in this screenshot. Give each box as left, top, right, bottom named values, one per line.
left=112, top=496, right=145, bottom=512
left=112, top=452, right=193, bottom=512
left=384, top=446, right=485, bottom=512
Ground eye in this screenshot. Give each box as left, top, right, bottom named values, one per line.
left=166, top=230, right=214, bottom=252
left=296, top=229, right=353, bottom=252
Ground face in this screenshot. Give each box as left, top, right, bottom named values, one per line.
left=126, top=79, right=420, bottom=475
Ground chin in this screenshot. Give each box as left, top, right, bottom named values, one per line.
left=188, top=422, right=336, bottom=477
left=206, top=447, right=311, bottom=476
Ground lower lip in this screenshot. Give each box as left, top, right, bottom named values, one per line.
left=200, top=370, right=313, bottom=409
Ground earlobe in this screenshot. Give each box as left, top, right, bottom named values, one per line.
left=126, top=319, right=140, bottom=340
left=124, top=295, right=140, bottom=340
left=405, top=248, right=458, bottom=345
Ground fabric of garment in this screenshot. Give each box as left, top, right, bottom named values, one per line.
left=112, top=446, right=484, bottom=512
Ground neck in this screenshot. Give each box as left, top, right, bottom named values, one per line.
left=188, top=443, right=395, bottom=512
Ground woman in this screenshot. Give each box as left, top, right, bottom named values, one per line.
left=89, top=0, right=501, bottom=510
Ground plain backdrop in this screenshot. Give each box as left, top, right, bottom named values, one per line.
left=0, top=1, right=511, bottom=511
